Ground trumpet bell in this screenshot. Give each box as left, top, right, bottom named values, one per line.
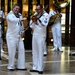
left=53, top=0, right=70, bottom=8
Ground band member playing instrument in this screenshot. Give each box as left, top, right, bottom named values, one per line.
left=49, top=4, right=63, bottom=52
left=29, top=4, right=48, bottom=74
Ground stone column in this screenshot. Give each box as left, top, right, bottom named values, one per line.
left=70, top=0, right=75, bottom=50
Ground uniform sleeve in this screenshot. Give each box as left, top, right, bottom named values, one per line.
left=2, top=11, right=5, bottom=19
left=41, top=10, right=54, bottom=26
left=29, top=20, right=34, bottom=28
left=20, top=15, right=25, bottom=33
left=39, top=13, right=49, bottom=26
left=48, top=10, right=54, bottom=17
left=20, top=24, right=25, bottom=34
left=41, top=15, right=50, bottom=26
left=6, top=14, right=19, bottom=22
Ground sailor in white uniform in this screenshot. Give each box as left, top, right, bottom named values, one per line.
left=6, top=4, right=27, bottom=71
left=48, top=5, right=63, bottom=52
left=29, top=4, right=48, bottom=74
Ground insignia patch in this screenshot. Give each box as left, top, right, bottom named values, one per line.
left=44, top=20, right=47, bottom=23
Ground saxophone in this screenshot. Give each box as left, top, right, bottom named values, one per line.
left=49, top=14, right=59, bottom=25
left=49, top=12, right=62, bottom=26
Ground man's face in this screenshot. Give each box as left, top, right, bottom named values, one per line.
left=13, top=6, right=20, bottom=14
left=35, top=6, right=43, bottom=14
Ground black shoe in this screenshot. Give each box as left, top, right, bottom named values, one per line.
left=16, top=68, right=27, bottom=71
left=30, top=69, right=38, bottom=72
left=8, top=69, right=15, bottom=71
left=70, top=53, right=75, bottom=56
left=44, top=54, right=47, bottom=56
left=0, top=58, right=2, bottom=60
left=38, top=71, right=43, bottom=74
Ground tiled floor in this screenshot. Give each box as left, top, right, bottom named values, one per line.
left=0, top=46, right=75, bottom=75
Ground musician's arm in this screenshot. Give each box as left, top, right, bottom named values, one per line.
left=37, top=13, right=49, bottom=26
left=39, top=11, right=54, bottom=26
left=20, top=22, right=25, bottom=38
left=29, top=20, right=35, bottom=31
left=59, top=13, right=62, bottom=17
left=57, top=11, right=62, bottom=18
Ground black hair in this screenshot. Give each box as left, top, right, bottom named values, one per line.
left=12, top=3, right=21, bottom=8
left=36, top=4, right=43, bottom=9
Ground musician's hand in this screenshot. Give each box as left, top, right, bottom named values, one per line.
left=32, top=16, right=38, bottom=24
left=0, top=16, right=5, bottom=20
left=32, top=28, right=34, bottom=31
left=21, top=32, right=25, bottom=38
left=20, top=17, right=27, bottom=21
left=33, top=21, right=38, bottom=25
left=59, top=14, right=62, bottom=17
left=32, top=16, right=37, bottom=22
left=57, top=13, right=62, bottom=17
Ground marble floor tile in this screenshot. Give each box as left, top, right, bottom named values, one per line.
left=0, top=46, right=75, bottom=75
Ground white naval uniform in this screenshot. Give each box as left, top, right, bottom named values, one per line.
left=48, top=10, right=62, bottom=50
left=43, top=28, right=47, bottom=55
left=6, top=11, right=26, bottom=69
left=30, top=11, right=48, bottom=71
left=44, top=40, right=47, bottom=55
left=0, top=10, right=5, bottom=57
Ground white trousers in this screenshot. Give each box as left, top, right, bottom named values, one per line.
left=32, top=35, right=45, bottom=71
left=0, top=25, right=2, bottom=57
left=6, top=36, right=25, bottom=69
left=0, top=37, right=1, bottom=58
left=52, top=23, right=62, bottom=49
left=44, top=39, right=47, bottom=55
